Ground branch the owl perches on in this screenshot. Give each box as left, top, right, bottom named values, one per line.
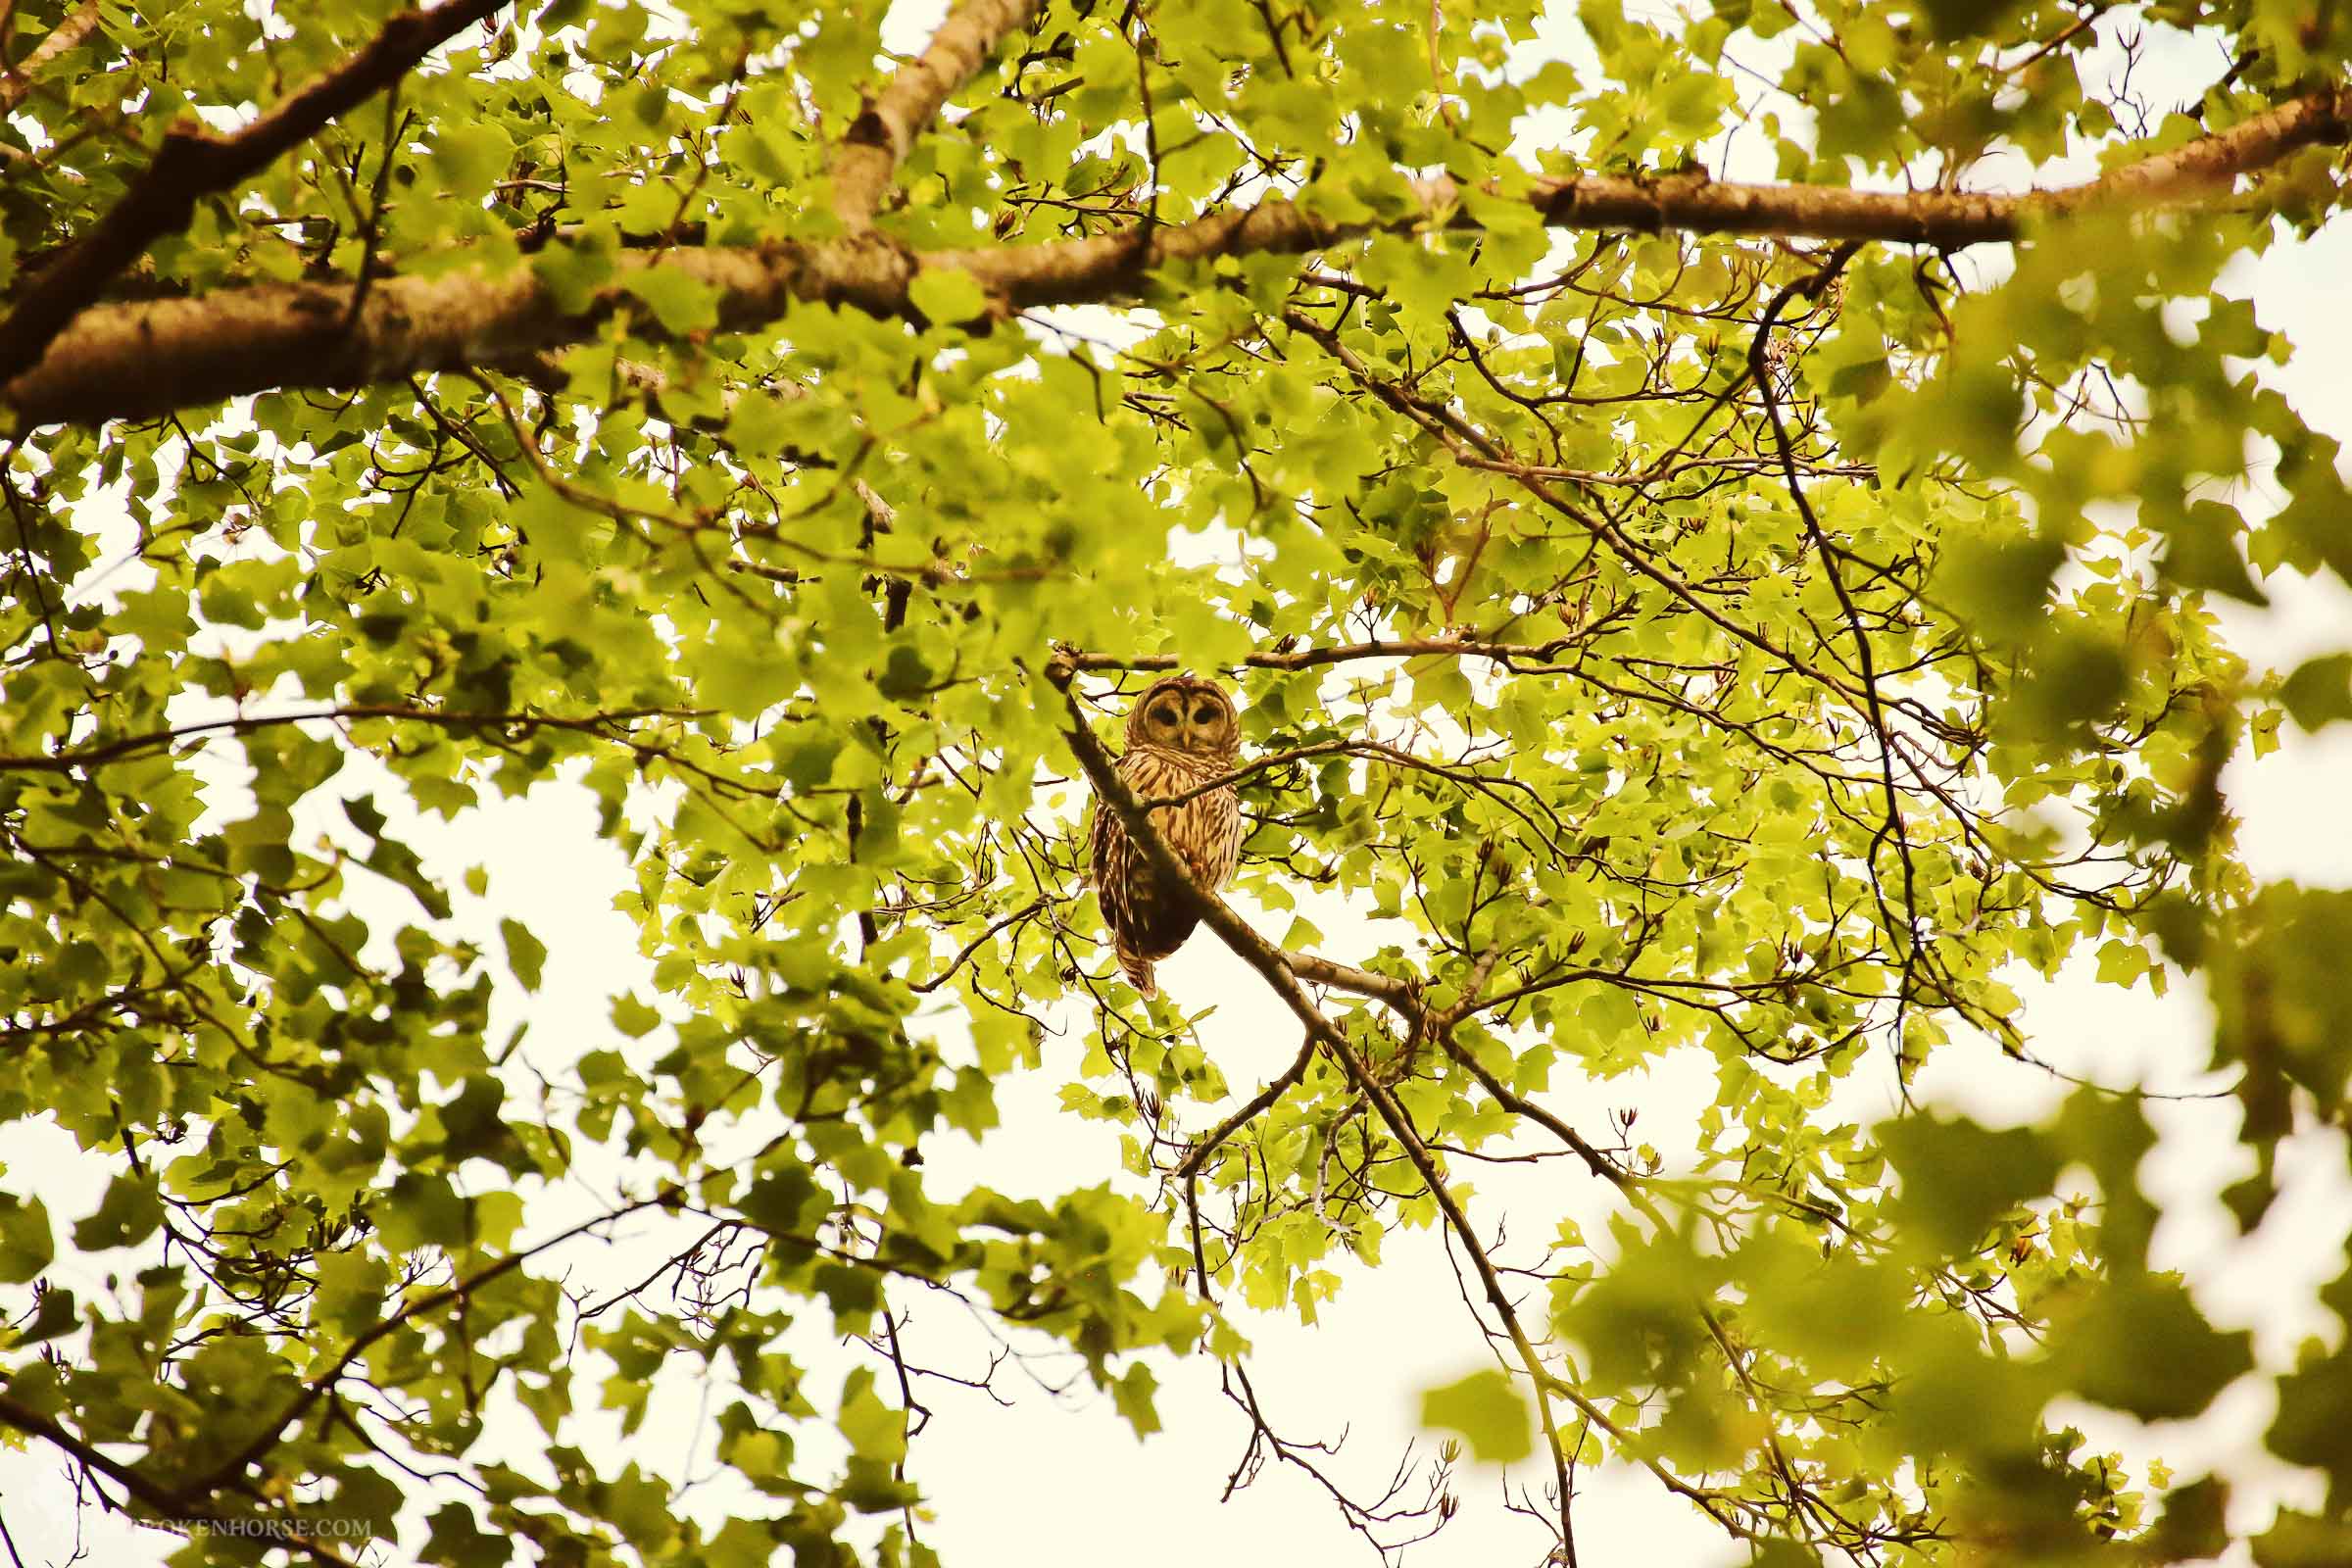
left=1085, top=672, right=1245, bottom=997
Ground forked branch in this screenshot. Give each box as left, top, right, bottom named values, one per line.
left=0, top=0, right=514, bottom=388
left=1044, top=657, right=1758, bottom=1551
left=828, top=0, right=1041, bottom=229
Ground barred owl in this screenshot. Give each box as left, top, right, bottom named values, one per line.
left=1089, top=673, right=1245, bottom=997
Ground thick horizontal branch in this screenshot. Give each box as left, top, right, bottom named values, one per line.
left=1284, top=949, right=1422, bottom=1014
left=1, top=245, right=853, bottom=425
left=8, top=82, right=2344, bottom=426
left=946, top=79, right=2352, bottom=291
left=0, top=0, right=513, bottom=388
left=0, top=701, right=705, bottom=773
left=1055, top=635, right=1592, bottom=675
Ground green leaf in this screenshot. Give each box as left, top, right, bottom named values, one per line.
left=532, top=226, right=619, bottom=314
left=15, top=1283, right=75, bottom=1346
left=1877, top=1113, right=2058, bottom=1258
left=1918, top=0, right=2031, bottom=42
left=0, top=1195, right=52, bottom=1283
left=2159, top=500, right=2268, bottom=605
left=2271, top=1348, right=2352, bottom=1499
left=2280, top=653, right=2352, bottom=731
left=431, top=122, right=513, bottom=201
left=908, top=268, right=988, bottom=325
left=1930, top=532, right=2063, bottom=648
left=623, top=267, right=720, bottom=335
left=838, top=1368, right=906, bottom=1464
left=69, top=1174, right=163, bottom=1252
left=1112, top=1362, right=1162, bottom=1437
left=501, top=917, right=548, bottom=992
left=2051, top=1276, right=2250, bottom=1420
left=1419, top=1368, right=1533, bottom=1464
left=422, top=1502, right=514, bottom=1568
left=612, top=995, right=662, bottom=1038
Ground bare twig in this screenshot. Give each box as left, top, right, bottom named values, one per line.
left=188, top=1195, right=669, bottom=1499
left=0, top=1392, right=362, bottom=1567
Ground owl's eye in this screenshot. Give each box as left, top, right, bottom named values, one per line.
left=1193, top=705, right=1219, bottom=723
left=1153, top=707, right=1178, bottom=725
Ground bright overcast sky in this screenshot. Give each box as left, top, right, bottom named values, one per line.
left=6, top=2, right=2351, bottom=1564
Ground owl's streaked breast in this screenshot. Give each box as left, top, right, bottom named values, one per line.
left=1091, top=676, right=1247, bottom=997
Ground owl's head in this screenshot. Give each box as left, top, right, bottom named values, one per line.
left=1125, top=673, right=1240, bottom=760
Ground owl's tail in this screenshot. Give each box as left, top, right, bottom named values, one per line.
left=1118, top=947, right=1157, bottom=998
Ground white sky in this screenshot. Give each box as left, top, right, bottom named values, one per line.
left=4, top=3, right=2351, bottom=1566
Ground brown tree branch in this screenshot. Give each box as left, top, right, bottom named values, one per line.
left=1050, top=654, right=1763, bottom=1538
left=5, top=81, right=2343, bottom=426
left=0, top=1393, right=360, bottom=1567
left=1046, top=659, right=1590, bottom=1544
left=1054, top=635, right=1592, bottom=674
left=1, top=243, right=890, bottom=425
left=952, top=78, right=2350, bottom=290
left=188, top=1195, right=670, bottom=1501
left=0, top=0, right=513, bottom=387
left=1284, top=949, right=1423, bottom=1014
left=0, top=0, right=101, bottom=116
left=828, top=0, right=1041, bottom=230
left=0, top=701, right=707, bottom=774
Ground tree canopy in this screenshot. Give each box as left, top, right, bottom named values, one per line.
left=2, top=0, right=2350, bottom=1562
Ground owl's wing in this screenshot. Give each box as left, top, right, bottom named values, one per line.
left=1088, top=772, right=1127, bottom=928
left=1088, top=799, right=1111, bottom=896
left=1087, top=769, right=1159, bottom=996
left=1199, top=780, right=1244, bottom=889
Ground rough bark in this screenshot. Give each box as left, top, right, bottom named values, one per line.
left=2, top=245, right=855, bottom=425
left=0, top=0, right=103, bottom=116
left=827, top=0, right=1041, bottom=230
left=5, top=82, right=2344, bottom=428
left=0, top=0, right=513, bottom=389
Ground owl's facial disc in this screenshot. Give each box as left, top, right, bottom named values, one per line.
left=1139, top=679, right=1229, bottom=751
